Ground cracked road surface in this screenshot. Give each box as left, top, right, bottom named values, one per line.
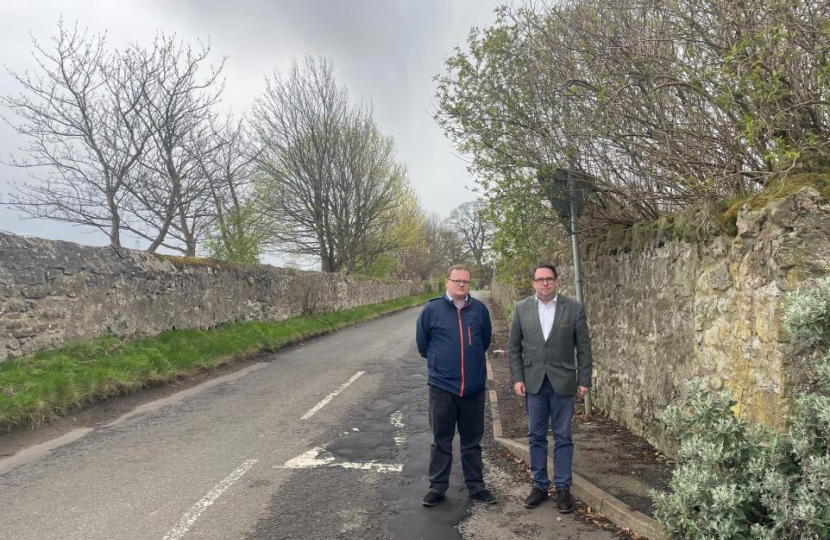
left=0, top=302, right=619, bottom=540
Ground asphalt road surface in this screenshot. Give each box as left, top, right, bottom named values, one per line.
left=0, top=302, right=618, bottom=540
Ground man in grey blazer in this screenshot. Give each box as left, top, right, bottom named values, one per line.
left=508, top=263, right=592, bottom=513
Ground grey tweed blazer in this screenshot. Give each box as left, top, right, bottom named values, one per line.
left=508, top=294, right=593, bottom=396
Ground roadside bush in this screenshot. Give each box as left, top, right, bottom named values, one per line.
left=653, top=277, right=830, bottom=540
left=783, top=277, right=830, bottom=351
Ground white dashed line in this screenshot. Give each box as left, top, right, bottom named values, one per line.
left=300, top=371, right=365, bottom=420
left=162, top=459, right=257, bottom=540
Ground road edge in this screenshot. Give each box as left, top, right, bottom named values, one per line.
left=0, top=299, right=432, bottom=465
left=486, top=358, right=669, bottom=540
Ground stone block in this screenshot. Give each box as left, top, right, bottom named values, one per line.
left=709, top=262, right=732, bottom=291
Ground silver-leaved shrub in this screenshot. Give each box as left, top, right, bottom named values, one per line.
left=654, top=277, right=830, bottom=540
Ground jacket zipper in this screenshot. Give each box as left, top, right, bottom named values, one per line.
left=457, top=308, right=465, bottom=396
left=467, top=326, right=472, bottom=346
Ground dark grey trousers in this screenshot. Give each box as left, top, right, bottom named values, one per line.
left=427, top=384, right=486, bottom=496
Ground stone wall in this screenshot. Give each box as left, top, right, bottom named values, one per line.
left=490, top=280, right=519, bottom=319
left=0, top=233, right=429, bottom=362
left=492, top=187, right=830, bottom=452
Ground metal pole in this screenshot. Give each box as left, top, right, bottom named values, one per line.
left=569, top=185, right=591, bottom=416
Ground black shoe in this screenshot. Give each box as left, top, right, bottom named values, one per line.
left=469, top=489, right=496, bottom=504
left=555, top=488, right=574, bottom=513
left=524, top=486, right=549, bottom=508
left=422, top=491, right=445, bottom=507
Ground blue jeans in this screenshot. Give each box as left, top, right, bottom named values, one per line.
left=526, top=377, right=575, bottom=490
left=427, top=385, right=486, bottom=496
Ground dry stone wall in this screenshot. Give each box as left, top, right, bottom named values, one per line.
left=0, top=233, right=429, bottom=362
left=493, top=188, right=830, bottom=453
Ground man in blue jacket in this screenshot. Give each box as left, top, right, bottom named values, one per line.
left=416, top=264, right=494, bottom=507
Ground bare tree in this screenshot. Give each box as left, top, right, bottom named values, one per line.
left=122, top=35, right=225, bottom=256
left=335, top=116, right=409, bottom=273
left=2, top=21, right=153, bottom=247
left=198, top=116, right=270, bottom=263
left=389, top=213, right=468, bottom=281
left=446, top=201, right=494, bottom=284
left=251, top=56, right=407, bottom=273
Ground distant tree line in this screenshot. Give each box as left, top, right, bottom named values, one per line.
left=2, top=21, right=493, bottom=280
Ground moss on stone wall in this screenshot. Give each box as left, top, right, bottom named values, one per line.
left=154, top=254, right=226, bottom=269
left=585, top=173, right=830, bottom=258
left=583, top=208, right=709, bottom=258
left=720, top=172, right=830, bottom=234
left=150, top=253, right=404, bottom=285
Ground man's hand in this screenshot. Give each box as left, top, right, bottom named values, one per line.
left=513, top=382, right=526, bottom=397
left=577, top=386, right=589, bottom=399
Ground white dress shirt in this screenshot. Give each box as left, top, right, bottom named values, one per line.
left=536, top=294, right=558, bottom=341
left=446, top=292, right=470, bottom=310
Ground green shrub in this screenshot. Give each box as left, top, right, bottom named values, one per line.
left=654, top=278, right=830, bottom=540
left=783, top=277, right=830, bottom=351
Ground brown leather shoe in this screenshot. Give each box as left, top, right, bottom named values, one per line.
left=555, top=488, right=574, bottom=513
left=524, top=487, right=549, bottom=508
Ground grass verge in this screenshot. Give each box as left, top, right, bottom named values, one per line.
left=0, top=291, right=435, bottom=431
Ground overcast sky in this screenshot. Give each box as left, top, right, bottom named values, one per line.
left=0, top=0, right=500, bottom=253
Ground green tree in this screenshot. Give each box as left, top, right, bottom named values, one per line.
left=203, top=204, right=263, bottom=264
left=252, top=56, right=408, bottom=273
left=198, top=117, right=270, bottom=264
left=435, top=0, right=830, bottom=243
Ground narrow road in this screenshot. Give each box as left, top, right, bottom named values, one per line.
left=0, top=301, right=618, bottom=540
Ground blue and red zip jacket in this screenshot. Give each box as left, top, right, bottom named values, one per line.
left=416, top=294, right=492, bottom=396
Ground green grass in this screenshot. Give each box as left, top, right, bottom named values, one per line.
left=0, top=291, right=435, bottom=431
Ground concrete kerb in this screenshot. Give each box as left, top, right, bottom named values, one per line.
left=486, top=358, right=669, bottom=540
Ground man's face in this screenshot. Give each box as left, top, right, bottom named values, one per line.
left=445, top=270, right=472, bottom=301
left=532, top=267, right=558, bottom=301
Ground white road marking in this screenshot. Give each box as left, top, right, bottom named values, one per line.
left=339, top=462, right=403, bottom=472
left=162, top=459, right=257, bottom=540
left=285, top=395, right=406, bottom=474
left=391, top=411, right=406, bottom=447
left=300, top=371, right=365, bottom=420
left=280, top=446, right=402, bottom=473
left=283, top=447, right=334, bottom=469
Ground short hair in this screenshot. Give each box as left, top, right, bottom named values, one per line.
left=446, top=264, right=472, bottom=279
left=532, top=263, right=558, bottom=279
